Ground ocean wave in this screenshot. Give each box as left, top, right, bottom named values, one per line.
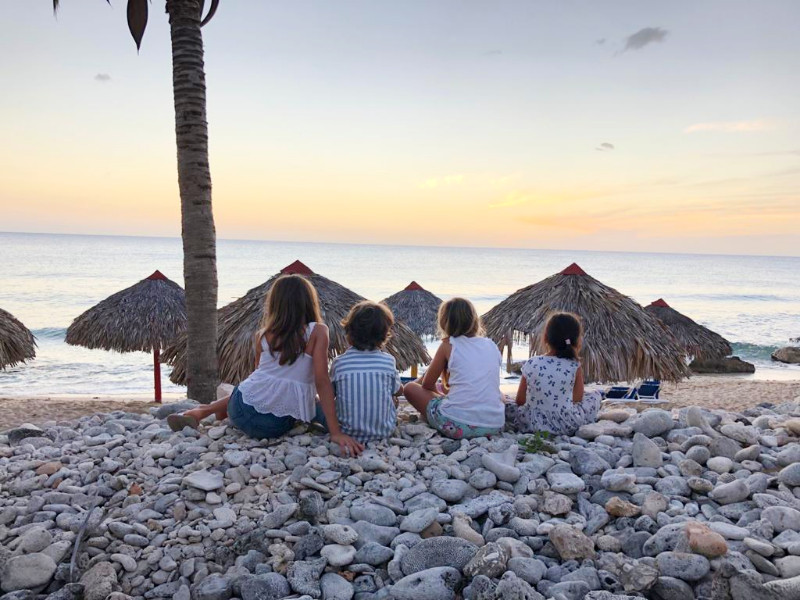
left=31, top=327, right=67, bottom=340
left=677, top=293, right=798, bottom=303
left=730, top=342, right=781, bottom=362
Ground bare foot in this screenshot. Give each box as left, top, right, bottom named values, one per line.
left=167, top=413, right=199, bottom=432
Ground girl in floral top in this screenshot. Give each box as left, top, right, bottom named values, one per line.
left=513, top=312, right=601, bottom=436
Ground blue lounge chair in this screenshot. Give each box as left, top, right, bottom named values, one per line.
left=604, top=386, right=637, bottom=401
left=637, top=380, right=662, bottom=402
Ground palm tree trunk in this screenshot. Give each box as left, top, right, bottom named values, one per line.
left=167, top=0, right=218, bottom=403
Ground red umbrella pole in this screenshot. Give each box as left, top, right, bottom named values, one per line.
left=153, top=345, right=162, bottom=403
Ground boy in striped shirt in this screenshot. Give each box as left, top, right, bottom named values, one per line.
left=330, top=301, right=404, bottom=443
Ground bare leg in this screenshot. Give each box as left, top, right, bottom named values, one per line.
left=184, top=395, right=230, bottom=421
left=403, top=382, right=436, bottom=423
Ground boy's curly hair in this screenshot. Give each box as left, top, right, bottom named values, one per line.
left=342, top=301, right=395, bottom=351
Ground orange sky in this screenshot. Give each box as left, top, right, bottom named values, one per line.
left=1, top=2, right=799, bottom=256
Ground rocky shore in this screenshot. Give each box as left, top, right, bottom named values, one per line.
left=1, top=400, right=800, bottom=600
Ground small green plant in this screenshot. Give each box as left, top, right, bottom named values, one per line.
left=518, top=430, right=556, bottom=454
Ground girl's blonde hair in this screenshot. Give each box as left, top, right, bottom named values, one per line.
left=438, top=297, right=482, bottom=338
left=259, top=274, right=322, bottom=365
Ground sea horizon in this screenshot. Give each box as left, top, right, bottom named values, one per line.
left=3, top=230, right=799, bottom=260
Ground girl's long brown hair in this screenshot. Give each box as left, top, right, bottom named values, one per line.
left=258, top=274, right=322, bottom=365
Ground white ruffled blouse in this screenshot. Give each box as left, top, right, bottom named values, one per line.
left=237, top=323, right=317, bottom=422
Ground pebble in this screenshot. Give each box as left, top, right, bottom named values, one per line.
left=1, top=398, right=798, bottom=600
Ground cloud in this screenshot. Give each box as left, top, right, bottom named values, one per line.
left=94, top=73, right=111, bottom=82
left=595, top=38, right=606, bottom=46
left=684, top=120, right=773, bottom=133
left=621, top=27, right=668, bottom=52
left=484, top=50, right=503, bottom=57
left=419, top=174, right=464, bottom=189
left=596, top=142, right=615, bottom=152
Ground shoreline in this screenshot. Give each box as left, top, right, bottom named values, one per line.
left=2, top=376, right=798, bottom=431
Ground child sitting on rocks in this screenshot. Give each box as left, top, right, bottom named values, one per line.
left=167, top=274, right=363, bottom=456
left=404, top=297, right=505, bottom=439
left=512, top=312, right=601, bottom=436
left=327, top=301, right=404, bottom=443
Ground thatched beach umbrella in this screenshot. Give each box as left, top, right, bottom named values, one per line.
left=482, top=263, right=690, bottom=382
left=163, top=260, right=431, bottom=387
left=66, top=271, right=186, bottom=402
left=0, top=308, right=36, bottom=369
left=645, top=298, right=732, bottom=361
left=383, top=281, right=442, bottom=377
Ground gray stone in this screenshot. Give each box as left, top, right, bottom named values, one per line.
left=710, top=480, right=750, bottom=505
left=569, top=448, right=611, bottom=475
left=655, top=476, right=690, bottom=497
left=352, top=521, right=400, bottom=548
left=184, top=469, right=224, bottom=491
left=651, top=577, right=695, bottom=600
left=550, top=581, right=591, bottom=600
left=350, top=503, right=397, bottom=527
left=6, top=424, right=46, bottom=445
left=322, top=524, right=359, bottom=545
left=193, top=575, right=233, bottom=600
left=390, top=567, right=461, bottom=600
left=287, top=558, right=327, bottom=598
left=547, top=471, right=585, bottom=494
left=507, top=557, right=547, bottom=585
left=632, top=433, right=663, bottom=468
left=400, top=508, right=438, bottom=533
left=469, top=469, right=497, bottom=490
left=631, top=410, right=674, bottom=437
left=240, top=574, right=291, bottom=600
left=656, top=552, right=710, bottom=582
left=262, top=503, right=298, bottom=529
left=320, top=544, right=356, bottom=567
left=320, top=573, right=354, bottom=600
left=494, top=571, right=545, bottom=600
left=430, top=479, right=470, bottom=503
left=779, top=463, right=800, bottom=487
left=354, top=542, right=394, bottom=566
left=763, top=506, right=800, bottom=533
left=0, top=553, right=57, bottom=593
left=80, top=562, right=119, bottom=600
left=400, top=537, right=478, bottom=575
left=462, top=575, right=496, bottom=600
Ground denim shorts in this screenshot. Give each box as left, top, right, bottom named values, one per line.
left=426, top=396, right=502, bottom=440
left=228, top=387, right=296, bottom=440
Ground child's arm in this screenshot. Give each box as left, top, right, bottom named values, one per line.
left=421, top=339, right=450, bottom=393
left=310, top=326, right=364, bottom=456
left=573, top=364, right=585, bottom=404
left=515, top=376, right=527, bottom=406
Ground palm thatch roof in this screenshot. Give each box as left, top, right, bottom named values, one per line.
left=163, top=261, right=431, bottom=386
left=382, top=281, right=443, bottom=338
left=66, top=271, right=187, bottom=353
left=0, top=308, right=36, bottom=369
left=482, top=263, right=690, bottom=383
left=645, top=298, right=732, bottom=361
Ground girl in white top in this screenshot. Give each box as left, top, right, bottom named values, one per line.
left=168, top=274, right=363, bottom=456
left=404, top=298, right=505, bottom=439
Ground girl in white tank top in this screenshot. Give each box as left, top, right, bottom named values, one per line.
left=404, top=298, right=505, bottom=439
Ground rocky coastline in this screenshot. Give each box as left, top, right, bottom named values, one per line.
left=1, top=399, right=800, bottom=600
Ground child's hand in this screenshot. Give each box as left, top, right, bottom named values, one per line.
left=331, top=432, right=365, bottom=457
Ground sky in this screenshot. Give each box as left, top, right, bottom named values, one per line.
left=1, top=1, right=799, bottom=256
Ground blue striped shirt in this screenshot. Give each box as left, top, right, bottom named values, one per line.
left=330, top=348, right=402, bottom=442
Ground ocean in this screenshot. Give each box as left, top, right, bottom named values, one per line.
left=1, top=232, right=798, bottom=397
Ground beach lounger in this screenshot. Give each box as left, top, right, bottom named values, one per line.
left=637, top=380, right=662, bottom=402
left=603, top=386, right=637, bottom=401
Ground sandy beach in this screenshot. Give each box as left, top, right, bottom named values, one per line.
left=2, top=375, right=798, bottom=431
